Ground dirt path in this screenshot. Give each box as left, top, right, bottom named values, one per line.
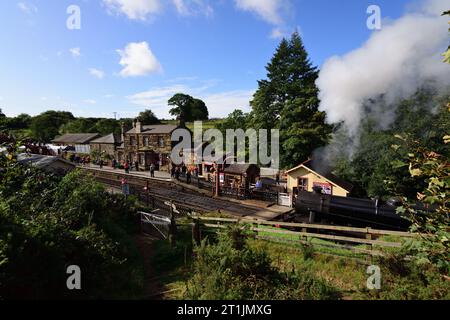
left=133, top=235, right=164, bottom=299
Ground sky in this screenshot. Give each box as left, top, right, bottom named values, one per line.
left=0, top=0, right=439, bottom=119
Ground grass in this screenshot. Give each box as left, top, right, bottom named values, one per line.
left=148, top=222, right=369, bottom=299
left=147, top=221, right=448, bottom=300
left=246, top=238, right=368, bottom=296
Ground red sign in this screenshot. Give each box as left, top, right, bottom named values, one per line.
left=313, top=182, right=332, bottom=195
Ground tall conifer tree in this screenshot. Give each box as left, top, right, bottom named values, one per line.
left=249, top=32, right=331, bottom=168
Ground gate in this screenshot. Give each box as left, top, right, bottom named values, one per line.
left=278, top=193, right=292, bottom=207
left=140, top=211, right=172, bottom=240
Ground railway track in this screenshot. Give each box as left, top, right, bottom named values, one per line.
left=88, top=169, right=263, bottom=217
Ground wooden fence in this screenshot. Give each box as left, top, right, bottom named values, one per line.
left=191, top=216, right=418, bottom=259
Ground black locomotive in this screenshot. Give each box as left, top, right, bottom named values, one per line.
left=294, top=188, right=432, bottom=231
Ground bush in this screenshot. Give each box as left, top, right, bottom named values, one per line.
left=184, top=227, right=339, bottom=300
left=359, top=252, right=450, bottom=300
left=0, top=165, right=144, bottom=299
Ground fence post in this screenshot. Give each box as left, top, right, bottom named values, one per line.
left=301, top=227, right=308, bottom=242
left=366, top=227, right=373, bottom=263
left=169, top=202, right=177, bottom=248
left=192, top=217, right=201, bottom=246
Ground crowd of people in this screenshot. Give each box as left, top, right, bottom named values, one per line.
left=170, top=164, right=198, bottom=184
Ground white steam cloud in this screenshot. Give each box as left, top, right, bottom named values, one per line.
left=317, top=0, right=450, bottom=136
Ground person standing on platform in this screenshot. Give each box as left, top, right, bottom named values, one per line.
left=186, top=170, right=192, bottom=184
left=150, top=163, right=155, bottom=178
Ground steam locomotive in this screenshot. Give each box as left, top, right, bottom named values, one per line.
left=294, top=188, right=432, bottom=231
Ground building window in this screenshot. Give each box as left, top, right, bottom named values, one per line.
left=298, top=178, right=308, bottom=191
left=143, top=136, right=149, bottom=147
left=130, top=136, right=137, bottom=146
left=75, top=144, right=90, bottom=154
left=139, top=154, right=145, bottom=166
left=158, top=137, right=165, bottom=148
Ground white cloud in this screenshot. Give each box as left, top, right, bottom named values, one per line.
left=127, top=83, right=254, bottom=118
left=270, top=27, right=286, bottom=39
left=89, top=68, right=105, bottom=79
left=202, top=90, right=254, bottom=117
left=83, top=99, right=97, bottom=105
left=235, top=0, right=286, bottom=25
left=117, top=41, right=162, bottom=77
left=103, top=0, right=161, bottom=21
left=172, top=0, right=213, bottom=17
left=17, top=2, right=38, bottom=15
left=69, top=47, right=81, bottom=58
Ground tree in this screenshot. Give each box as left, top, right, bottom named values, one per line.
left=248, top=32, right=331, bottom=168
left=137, top=109, right=160, bottom=125
left=168, top=94, right=209, bottom=122
left=0, top=109, right=5, bottom=119
left=216, top=110, right=250, bottom=134
left=333, top=89, right=450, bottom=198
left=387, top=130, right=449, bottom=273
left=59, top=118, right=97, bottom=134
left=30, top=110, right=74, bottom=142
left=384, top=17, right=450, bottom=273
left=8, top=113, right=32, bottom=130
left=0, top=165, right=144, bottom=299
left=190, top=99, right=209, bottom=121
left=95, top=118, right=121, bottom=136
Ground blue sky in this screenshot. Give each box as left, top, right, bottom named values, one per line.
left=0, top=0, right=423, bottom=119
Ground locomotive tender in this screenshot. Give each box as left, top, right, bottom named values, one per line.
left=294, top=187, right=430, bottom=231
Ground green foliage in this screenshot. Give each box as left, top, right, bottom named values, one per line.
left=216, top=110, right=250, bottom=134
left=59, top=118, right=97, bottom=134
left=30, top=110, right=75, bottom=142
left=137, top=109, right=160, bottom=125
left=169, top=93, right=209, bottom=122
left=0, top=114, right=31, bottom=132
left=334, top=90, right=450, bottom=198
left=298, top=240, right=315, bottom=260
left=386, top=123, right=449, bottom=274
left=0, top=162, right=143, bottom=299
left=248, top=32, right=331, bottom=168
left=184, top=227, right=339, bottom=300
left=361, top=252, right=450, bottom=300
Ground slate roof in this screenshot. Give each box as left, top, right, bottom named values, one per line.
left=223, top=163, right=260, bottom=175
left=17, top=153, right=75, bottom=170
left=90, top=133, right=121, bottom=144
left=52, top=133, right=100, bottom=144
left=126, top=125, right=179, bottom=135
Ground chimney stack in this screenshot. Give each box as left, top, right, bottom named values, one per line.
left=135, top=119, right=142, bottom=133
left=121, top=123, right=125, bottom=138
